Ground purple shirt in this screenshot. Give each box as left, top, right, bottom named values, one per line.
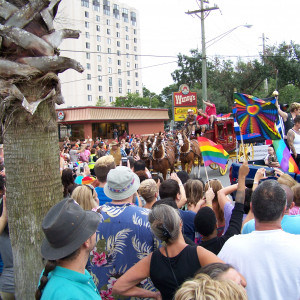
left=224, top=202, right=247, bottom=233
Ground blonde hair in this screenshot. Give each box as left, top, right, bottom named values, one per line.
left=277, top=173, right=297, bottom=188
left=139, top=179, right=158, bottom=203
left=290, top=102, right=300, bottom=113
left=174, top=274, right=247, bottom=300
left=94, top=155, right=115, bottom=182
left=71, top=185, right=98, bottom=210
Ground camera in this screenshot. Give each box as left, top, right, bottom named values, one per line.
left=265, top=169, right=275, bottom=177
left=121, top=157, right=128, bottom=166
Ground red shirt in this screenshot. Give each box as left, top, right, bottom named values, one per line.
left=197, top=114, right=209, bottom=125
left=205, top=103, right=216, bottom=116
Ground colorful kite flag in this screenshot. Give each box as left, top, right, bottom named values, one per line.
left=197, top=137, right=229, bottom=170
left=233, top=93, right=281, bottom=143
left=272, top=139, right=299, bottom=173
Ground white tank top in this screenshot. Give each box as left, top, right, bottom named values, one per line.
left=292, top=129, right=300, bottom=154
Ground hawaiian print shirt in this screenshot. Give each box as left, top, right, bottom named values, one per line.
left=88, top=203, right=160, bottom=300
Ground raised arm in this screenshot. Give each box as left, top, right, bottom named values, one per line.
left=287, top=129, right=297, bottom=157
left=217, top=184, right=238, bottom=211
left=275, top=99, right=288, bottom=122
left=203, top=100, right=214, bottom=107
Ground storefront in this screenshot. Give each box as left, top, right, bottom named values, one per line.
left=56, top=106, right=169, bottom=141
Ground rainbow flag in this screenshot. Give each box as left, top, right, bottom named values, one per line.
left=272, top=139, right=299, bottom=173
left=197, top=137, right=229, bottom=170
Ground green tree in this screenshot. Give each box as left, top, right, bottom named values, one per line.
left=95, top=97, right=106, bottom=106
left=0, top=1, right=83, bottom=298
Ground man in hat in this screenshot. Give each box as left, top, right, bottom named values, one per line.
left=88, top=166, right=159, bottom=299
left=184, top=109, right=197, bottom=138
left=107, top=140, right=127, bottom=166
left=36, top=198, right=101, bottom=299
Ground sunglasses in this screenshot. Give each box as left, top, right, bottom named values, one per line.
left=85, top=184, right=95, bottom=196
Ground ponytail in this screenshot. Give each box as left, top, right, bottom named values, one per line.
left=35, top=260, right=57, bottom=300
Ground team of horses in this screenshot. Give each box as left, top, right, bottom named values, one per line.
left=135, top=131, right=203, bottom=179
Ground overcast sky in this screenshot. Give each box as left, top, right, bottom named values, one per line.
left=125, top=0, right=300, bottom=95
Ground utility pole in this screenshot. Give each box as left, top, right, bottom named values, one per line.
left=186, top=0, right=218, bottom=104
left=262, top=33, right=269, bottom=94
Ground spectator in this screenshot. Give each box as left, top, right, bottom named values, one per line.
left=88, top=148, right=97, bottom=175
left=174, top=274, right=247, bottom=300
left=35, top=199, right=101, bottom=300
left=79, top=144, right=90, bottom=163
left=107, top=141, right=126, bottom=166
left=112, top=204, right=222, bottom=300
left=218, top=180, right=300, bottom=300
left=203, top=99, right=217, bottom=129
left=287, top=115, right=300, bottom=166
left=159, top=175, right=197, bottom=241
left=96, top=142, right=106, bottom=158
left=264, top=146, right=280, bottom=168
left=185, top=179, right=204, bottom=213
left=139, top=179, right=158, bottom=209
left=94, top=155, right=115, bottom=205
left=69, top=144, right=86, bottom=164
left=88, top=167, right=159, bottom=300
left=194, top=162, right=249, bottom=254
left=176, top=170, right=190, bottom=185
left=71, top=185, right=99, bottom=210
left=61, top=168, right=78, bottom=198
left=290, top=183, right=300, bottom=215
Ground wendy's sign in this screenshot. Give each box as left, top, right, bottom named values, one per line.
left=173, top=84, right=197, bottom=107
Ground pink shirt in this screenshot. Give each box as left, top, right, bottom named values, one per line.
left=205, top=103, right=216, bottom=116
left=196, top=114, right=209, bottom=125
left=289, top=206, right=300, bottom=215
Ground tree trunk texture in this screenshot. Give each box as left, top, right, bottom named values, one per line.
left=0, top=1, right=83, bottom=298
left=4, top=100, right=62, bottom=299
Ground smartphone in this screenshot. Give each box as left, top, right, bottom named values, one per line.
left=265, top=169, right=275, bottom=177
left=151, top=172, right=158, bottom=181
left=80, top=166, right=84, bottom=173
left=121, top=157, right=128, bottom=166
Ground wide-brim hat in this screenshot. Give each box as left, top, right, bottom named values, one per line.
left=104, top=166, right=140, bottom=200
left=41, top=198, right=101, bottom=260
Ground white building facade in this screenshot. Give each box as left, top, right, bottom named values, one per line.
left=56, top=0, right=142, bottom=107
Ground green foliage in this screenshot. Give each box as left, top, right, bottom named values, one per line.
left=95, top=98, right=106, bottom=106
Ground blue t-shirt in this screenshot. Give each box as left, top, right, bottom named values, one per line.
left=242, top=215, right=300, bottom=235
left=40, top=266, right=101, bottom=300
left=179, top=210, right=196, bottom=241
left=87, top=203, right=160, bottom=300
left=95, top=187, right=112, bottom=206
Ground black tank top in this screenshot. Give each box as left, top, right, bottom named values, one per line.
left=284, top=113, right=294, bottom=135
left=150, top=245, right=201, bottom=300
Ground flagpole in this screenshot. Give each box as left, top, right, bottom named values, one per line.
left=238, top=124, right=245, bottom=162
left=204, top=164, right=210, bottom=188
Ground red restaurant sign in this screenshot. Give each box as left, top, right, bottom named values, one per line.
left=173, top=84, right=197, bottom=107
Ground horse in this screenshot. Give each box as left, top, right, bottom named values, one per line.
left=152, top=134, right=176, bottom=180
left=137, top=135, right=152, bottom=169
left=177, top=130, right=202, bottom=175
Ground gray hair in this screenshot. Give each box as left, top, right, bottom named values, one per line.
left=148, top=204, right=181, bottom=244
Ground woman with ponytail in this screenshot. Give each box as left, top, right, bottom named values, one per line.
left=112, top=204, right=223, bottom=300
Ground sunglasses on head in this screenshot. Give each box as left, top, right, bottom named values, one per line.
left=85, top=184, right=95, bottom=196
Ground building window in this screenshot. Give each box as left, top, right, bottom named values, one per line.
left=86, top=52, right=90, bottom=59
left=133, top=29, right=137, bottom=34
left=108, top=57, right=112, bottom=64
left=86, top=42, right=90, bottom=49
left=134, top=46, right=137, bottom=52
left=118, top=69, right=121, bottom=74
left=108, top=67, right=112, bottom=73
left=87, top=74, right=91, bottom=80
left=125, top=26, right=129, bottom=32
left=127, top=80, right=130, bottom=85
left=125, top=35, right=129, bottom=40
left=131, top=11, right=137, bottom=26
left=85, top=21, right=89, bottom=28
left=117, top=41, right=120, bottom=47
left=98, top=65, right=102, bottom=72
left=136, top=90, right=139, bottom=94
left=116, top=22, right=120, bottom=28
left=88, top=95, right=92, bottom=101
left=119, top=88, right=122, bottom=93
left=97, top=35, right=101, bottom=42
left=126, top=53, right=130, bottom=59
left=108, top=48, right=111, bottom=53
left=103, top=0, right=110, bottom=15
left=135, top=64, right=138, bottom=69
left=98, top=85, right=102, bottom=92
left=96, top=25, right=100, bottom=31
left=136, top=81, right=139, bottom=86
left=107, top=28, right=111, bottom=35
left=97, top=55, right=101, bottom=62
left=98, top=75, right=102, bottom=81
left=126, top=44, right=129, bottom=50
left=86, top=63, right=91, bottom=70
left=97, top=45, right=101, bottom=52
left=128, top=89, right=131, bottom=93
left=96, top=15, right=100, bottom=22
left=85, top=32, right=90, bottom=39
left=126, top=62, right=130, bottom=67
left=113, top=4, right=120, bottom=19
left=87, top=84, right=92, bottom=91
left=127, top=71, right=130, bottom=76
left=106, top=19, right=110, bottom=25
left=93, top=0, right=100, bottom=11
left=135, top=72, right=138, bottom=78
left=81, top=0, right=89, bottom=8
left=109, top=77, right=112, bottom=86
left=85, top=11, right=89, bottom=18
left=99, top=96, right=103, bottom=100
left=107, top=38, right=111, bottom=44
left=117, top=59, right=121, bottom=65
left=122, top=8, right=128, bottom=22
left=109, top=96, right=113, bottom=103
left=118, top=78, right=122, bottom=87
left=117, top=51, right=121, bottom=56
left=135, top=55, right=138, bottom=60
left=116, top=32, right=120, bottom=38
left=134, top=38, right=137, bottom=43
left=109, top=87, right=113, bottom=92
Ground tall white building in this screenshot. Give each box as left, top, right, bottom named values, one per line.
left=55, top=0, right=142, bottom=107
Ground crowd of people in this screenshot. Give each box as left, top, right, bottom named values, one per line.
left=1, top=95, right=300, bottom=299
